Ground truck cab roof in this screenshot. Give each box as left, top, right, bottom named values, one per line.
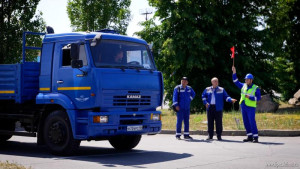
left=42, top=32, right=148, bottom=45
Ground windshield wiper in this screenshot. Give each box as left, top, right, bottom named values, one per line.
left=126, top=65, right=145, bottom=72
left=115, top=65, right=127, bottom=71
left=98, top=64, right=153, bottom=72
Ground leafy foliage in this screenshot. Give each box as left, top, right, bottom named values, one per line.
left=265, top=0, right=300, bottom=100
left=0, top=0, right=45, bottom=64
left=67, top=0, right=131, bottom=34
left=137, top=0, right=282, bottom=112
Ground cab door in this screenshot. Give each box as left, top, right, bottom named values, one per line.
left=52, top=41, right=93, bottom=109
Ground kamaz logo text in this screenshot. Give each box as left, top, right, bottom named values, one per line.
left=127, top=95, right=141, bottom=99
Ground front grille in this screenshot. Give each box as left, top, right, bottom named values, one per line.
left=119, top=114, right=146, bottom=125
left=120, top=115, right=144, bottom=118
left=113, top=96, right=151, bottom=106
left=120, top=119, right=143, bottom=125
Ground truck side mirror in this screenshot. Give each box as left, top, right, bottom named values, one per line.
left=148, top=43, right=153, bottom=50
left=70, top=43, right=79, bottom=60
left=70, top=43, right=83, bottom=68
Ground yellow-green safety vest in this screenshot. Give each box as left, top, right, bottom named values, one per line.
left=239, top=84, right=258, bottom=107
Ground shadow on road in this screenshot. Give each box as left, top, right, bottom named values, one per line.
left=0, top=141, right=50, bottom=158
left=218, top=139, right=284, bottom=145
left=0, top=141, right=192, bottom=167
left=184, top=138, right=284, bottom=145
left=217, top=139, right=244, bottom=143
left=184, top=138, right=243, bottom=143
left=183, top=139, right=211, bottom=143
left=72, top=146, right=192, bottom=167
left=257, top=141, right=284, bottom=145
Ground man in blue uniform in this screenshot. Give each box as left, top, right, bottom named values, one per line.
left=202, top=77, right=237, bottom=140
left=172, top=77, right=196, bottom=140
left=232, top=66, right=261, bottom=143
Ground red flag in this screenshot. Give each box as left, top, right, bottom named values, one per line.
left=230, top=46, right=235, bottom=59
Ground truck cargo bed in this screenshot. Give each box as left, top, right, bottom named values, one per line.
left=0, top=62, right=40, bottom=103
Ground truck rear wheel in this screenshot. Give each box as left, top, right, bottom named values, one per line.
left=0, top=120, right=15, bottom=143
left=109, top=135, right=141, bottom=150
left=43, top=110, right=80, bottom=156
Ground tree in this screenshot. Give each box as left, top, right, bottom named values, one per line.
left=264, top=0, right=299, bottom=100
left=286, top=0, right=300, bottom=98
left=136, top=0, right=278, bottom=112
left=0, top=0, right=45, bottom=64
left=67, top=0, right=131, bottom=35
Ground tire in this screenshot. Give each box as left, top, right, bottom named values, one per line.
left=43, top=110, right=80, bottom=156
left=109, top=135, right=141, bottom=150
left=0, top=119, right=15, bottom=143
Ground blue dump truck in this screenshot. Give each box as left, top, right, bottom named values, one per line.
left=0, top=30, right=163, bottom=155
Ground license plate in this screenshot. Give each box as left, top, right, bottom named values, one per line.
left=127, top=125, right=143, bottom=131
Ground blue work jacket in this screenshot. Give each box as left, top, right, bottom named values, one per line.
left=172, top=85, right=196, bottom=110
left=202, top=86, right=232, bottom=111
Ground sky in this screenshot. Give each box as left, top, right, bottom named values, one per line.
left=36, top=0, right=154, bottom=36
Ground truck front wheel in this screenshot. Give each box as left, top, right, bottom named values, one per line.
left=109, top=135, right=141, bottom=150
left=0, top=120, right=15, bottom=143
left=43, top=110, right=80, bottom=156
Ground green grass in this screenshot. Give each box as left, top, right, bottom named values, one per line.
left=160, top=109, right=300, bottom=131
left=0, top=161, right=31, bottom=169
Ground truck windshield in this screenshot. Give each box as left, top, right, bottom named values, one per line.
left=91, top=40, right=155, bottom=70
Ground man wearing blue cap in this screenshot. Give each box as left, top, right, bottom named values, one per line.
left=172, top=77, right=196, bottom=140
left=232, top=66, right=261, bottom=143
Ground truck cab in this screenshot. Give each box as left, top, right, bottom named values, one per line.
left=0, top=31, right=163, bottom=155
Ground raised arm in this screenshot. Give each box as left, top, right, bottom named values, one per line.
left=232, top=66, right=244, bottom=89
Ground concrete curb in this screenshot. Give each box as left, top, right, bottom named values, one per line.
left=160, top=130, right=300, bottom=137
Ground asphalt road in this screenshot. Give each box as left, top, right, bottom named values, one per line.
left=0, top=135, right=300, bottom=169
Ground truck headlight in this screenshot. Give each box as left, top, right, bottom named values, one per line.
left=93, top=116, right=108, bottom=123
left=151, top=113, right=161, bottom=121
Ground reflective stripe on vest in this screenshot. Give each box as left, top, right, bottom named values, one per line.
left=239, top=84, right=258, bottom=107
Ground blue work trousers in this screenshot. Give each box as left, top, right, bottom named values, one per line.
left=241, top=102, right=258, bottom=138
left=176, top=109, right=190, bottom=136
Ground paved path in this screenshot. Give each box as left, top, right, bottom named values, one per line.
left=0, top=135, right=300, bottom=169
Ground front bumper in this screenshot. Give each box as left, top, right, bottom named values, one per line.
left=73, top=111, right=162, bottom=140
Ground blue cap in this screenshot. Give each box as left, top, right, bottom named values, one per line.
left=182, top=77, right=188, bottom=81
left=244, top=73, right=254, bottom=79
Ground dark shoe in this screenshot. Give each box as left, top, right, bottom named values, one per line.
left=217, top=136, right=222, bottom=141
left=243, top=137, right=253, bottom=142
left=206, top=136, right=213, bottom=140
left=184, top=135, right=193, bottom=140
left=253, top=138, right=259, bottom=143
left=176, top=136, right=181, bottom=140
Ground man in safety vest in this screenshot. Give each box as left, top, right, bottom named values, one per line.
left=232, top=66, right=261, bottom=143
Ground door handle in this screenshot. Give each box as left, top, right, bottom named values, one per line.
left=57, top=80, right=64, bottom=84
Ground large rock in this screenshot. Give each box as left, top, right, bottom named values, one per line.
left=293, top=89, right=300, bottom=99
left=288, top=98, right=298, bottom=105
left=257, top=94, right=279, bottom=112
